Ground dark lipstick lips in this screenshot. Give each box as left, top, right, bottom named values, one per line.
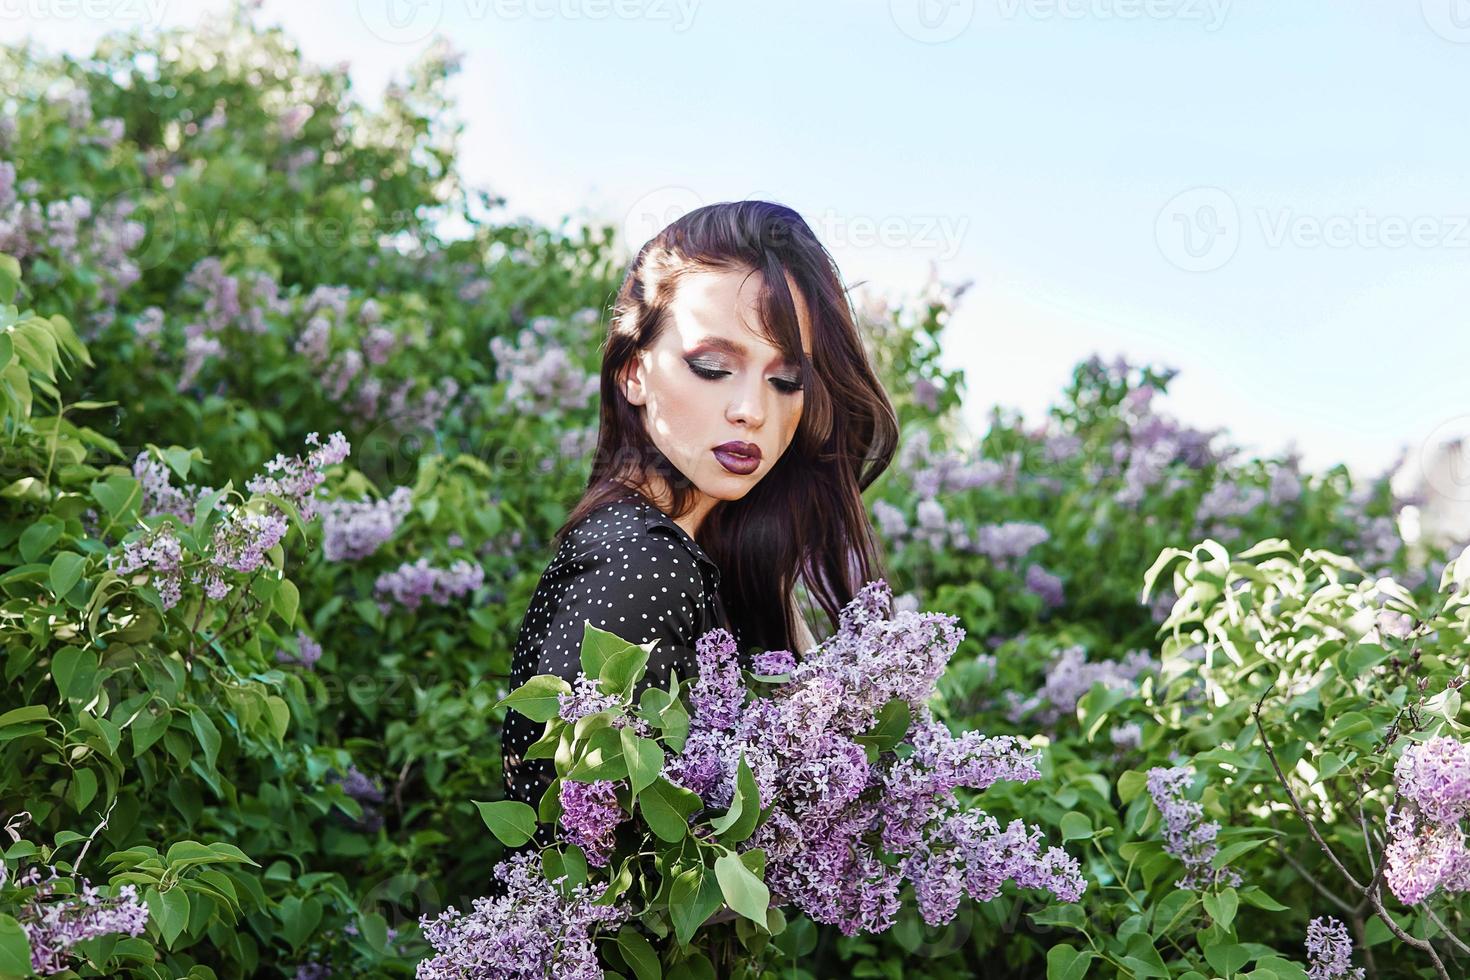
left=713, top=441, right=761, bottom=461
left=713, top=442, right=761, bottom=475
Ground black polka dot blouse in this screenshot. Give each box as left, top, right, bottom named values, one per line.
left=500, top=490, right=737, bottom=813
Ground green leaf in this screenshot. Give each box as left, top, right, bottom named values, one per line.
left=1204, top=942, right=1251, bottom=977
left=1060, top=811, right=1092, bottom=842
left=640, top=778, right=701, bottom=843
left=581, top=622, right=641, bottom=678
left=1203, top=887, right=1239, bottom=930
left=48, top=550, right=86, bottom=598
left=620, top=728, right=664, bottom=798
left=599, top=643, right=650, bottom=700
left=51, top=646, right=98, bottom=701
left=710, top=754, right=761, bottom=844
left=1046, top=943, right=1095, bottom=980
left=616, top=927, right=662, bottom=980
left=1117, top=769, right=1148, bottom=804
left=497, top=675, right=572, bottom=723
left=474, top=800, right=538, bottom=847
left=0, top=914, right=32, bottom=975
left=273, top=577, right=299, bottom=626
left=1237, top=886, right=1289, bottom=912
left=155, top=887, right=191, bottom=948
left=0, top=253, right=19, bottom=305
left=670, top=866, right=724, bottom=946
left=0, top=704, right=50, bottom=728
left=91, top=474, right=142, bottom=523
left=714, top=851, right=769, bottom=926
left=566, top=727, right=627, bottom=781
left=19, top=518, right=62, bottom=563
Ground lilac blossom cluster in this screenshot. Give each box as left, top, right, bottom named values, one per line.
left=109, top=523, right=186, bottom=610
left=559, top=779, right=627, bottom=867
left=1145, top=765, right=1242, bottom=891
left=1096, top=362, right=1224, bottom=508
left=177, top=257, right=291, bottom=390
left=373, top=557, right=484, bottom=612
left=415, top=851, right=628, bottom=980
left=1005, top=645, right=1156, bottom=727
left=8, top=865, right=150, bottom=976
left=245, top=430, right=352, bottom=523
left=555, top=676, right=652, bottom=736
left=1024, top=563, right=1065, bottom=610
left=1383, top=735, right=1470, bottom=905
left=275, top=630, right=323, bottom=668
left=893, top=429, right=1013, bottom=501
left=1304, top=916, right=1366, bottom=980
left=665, top=580, right=1086, bottom=936
left=488, top=315, right=600, bottom=415
left=109, top=432, right=349, bottom=611
left=133, top=451, right=202, bottom=522
left=318, top=485, right=414, bottom=561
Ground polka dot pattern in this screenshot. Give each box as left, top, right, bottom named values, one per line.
left=500, top=491, right=736, bottom=817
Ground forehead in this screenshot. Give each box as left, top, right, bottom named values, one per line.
left=666, top=266, right=813, bottom=355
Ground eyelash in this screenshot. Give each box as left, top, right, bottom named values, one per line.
left=690, top=364, right=804, bottom=394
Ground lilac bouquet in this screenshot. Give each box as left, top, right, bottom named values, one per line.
left=440, top=580, right=1085, bottom=977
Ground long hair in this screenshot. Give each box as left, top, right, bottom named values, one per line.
left=556, top=200, right=899, bottom=654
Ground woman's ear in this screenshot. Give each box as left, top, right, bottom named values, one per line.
left=621, top=355, right=647, bottom=407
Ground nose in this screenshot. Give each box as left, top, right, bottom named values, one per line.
left=726, top=372, right=767, bottom=430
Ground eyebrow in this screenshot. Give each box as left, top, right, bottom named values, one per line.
left=690, top=335, right=812, bottom=364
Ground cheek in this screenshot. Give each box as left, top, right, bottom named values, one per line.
left=648, top=371, right=717, bottom=445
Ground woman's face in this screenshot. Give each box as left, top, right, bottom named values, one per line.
left=621, top=265, right=813, bottom=527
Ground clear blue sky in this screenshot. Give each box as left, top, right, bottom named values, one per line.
left=19, top=0, right=1470, bottom=479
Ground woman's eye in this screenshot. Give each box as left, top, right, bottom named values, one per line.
left=689, top=364, right=728, bottom=381
left=772, top=378, right=804, bottom=394
left=690, top=362, right=802, bottom=394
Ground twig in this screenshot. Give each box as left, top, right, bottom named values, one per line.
left=1252, top=688, right=1362, bottom=891
left=1252, top=687, right=1451, bottom=980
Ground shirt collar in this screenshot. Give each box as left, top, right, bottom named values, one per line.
left=617, top=491, right=722, bottom=589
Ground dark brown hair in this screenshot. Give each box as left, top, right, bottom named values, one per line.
left=556, top=201, right=899, bottom=654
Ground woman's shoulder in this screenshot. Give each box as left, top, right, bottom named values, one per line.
left=555, top=495, right=651, bottom=560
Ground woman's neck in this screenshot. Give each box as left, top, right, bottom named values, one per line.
left=619, top=475, right=716, bottom=540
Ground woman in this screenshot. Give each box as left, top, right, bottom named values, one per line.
left=500, top=200, right=899, bottom=819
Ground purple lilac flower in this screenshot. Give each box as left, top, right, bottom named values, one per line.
left=872, top=500, right=908, bottom=539
left=556, top=675, right=652, bottom=738
left=1304, top=916, right=1366, bottom=980
left=1024, top=564, right=1065, bottom=610
left=559, top=779, right=627, bottom=867
left=415, top=851, right=628, bottom=979
left=132, top=451, right=201, bottom=523
left=1383, top=736, right=1470, bottom=905
left=319, top=485, right=414, bottom=561
left=108, top=524, right=185, bottom=610
left=373, top=557, right=483, bottom=612
left=1146, top=765, right=1242, bottom=891
left=14, top=868, right=150, bottom=976
left=667, top=581, right=1086, bottom=937
left=751, top=649, right=797, bottom=675
left=276, top=630, right=323, bottom=668
left=488, top=323, right=600, bottom=415
left=331, top=764, right=385, bottom=805
left=1007, top=645, right=1155, bottom=727
left=245, top=430, right=351, bottom=523
left=971, top=522, right=1049, bottom=563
